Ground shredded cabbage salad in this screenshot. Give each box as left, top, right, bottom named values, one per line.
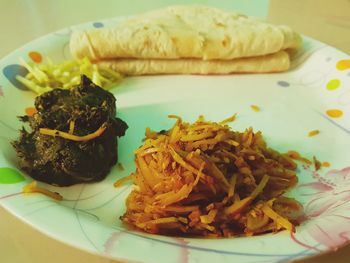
left=16, top=57, right=122, bottom=94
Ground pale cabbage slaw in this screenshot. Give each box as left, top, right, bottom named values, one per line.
left=16, top=57, right=122, bottom=94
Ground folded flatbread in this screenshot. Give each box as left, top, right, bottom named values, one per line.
left=70, top=5, right=302, bottom=75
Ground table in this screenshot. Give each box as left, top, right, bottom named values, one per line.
left=1, top=1, right=350, bottom=262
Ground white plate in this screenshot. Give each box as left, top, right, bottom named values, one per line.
left=1, top=17, right=350, bottom=263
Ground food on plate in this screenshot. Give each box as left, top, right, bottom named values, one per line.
left=250, top=105, right=261, bottom=112
left=322, top=161, right=331, bottom=168
left=97, top=53, right=290, bottom=75
left=308, top=129, right=320, bottom=137
left=286, top=150, right=312, bottom=165
left=70, top=5, right=302, bottom=75
left=12, top=75, right=128, bottom=186
left=16, top=57, right=122, bottom=94
left=23, top=181, right=63, bottom=201
left=120, top=115, right=303, bottom=237
left=313, top=156, right=322, bottom=171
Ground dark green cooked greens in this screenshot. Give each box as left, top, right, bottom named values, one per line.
left=12, top=75, right=128, bottom=186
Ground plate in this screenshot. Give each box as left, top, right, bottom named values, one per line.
left=1, top=16, right=350, bottom=263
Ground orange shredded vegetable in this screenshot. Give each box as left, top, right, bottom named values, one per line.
left=308, top=129, right=320, bottom=137
left=322, top=161, right=331, bottom=167
left=23, top=181, right=63, bottom=201
left=121, top=115, right=302, bottom=237
left=114, top=174, right=133, bottom=187
left=40, top=122, right=107, bottom=142
left=250, top=105, right=261, bottom=112
left=286, top=150, right=312, bottom=165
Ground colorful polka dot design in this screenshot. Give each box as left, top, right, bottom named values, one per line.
left=2, top=64, right=29, bottom=91
left=28, top=51, right=42, bottom=63
left=326, top=109, right=343, bottom=118
left=277, top=58, right=349, bottom=120
left=326, top=79, right=340, bottom=91
left=277, top=80, right=290, bottom=87
left=275, top=58, right=350, bottom=122
left=25, top=107, right=37, bottom=116
left=93, top=22, right=104, bottom=28
left=336, top=60, right=350, bottom=71
left=2, top=51, right=44, bottom=91
left=323, top=59, right=350, bottom=118
left=0, top=167, right=25, bottom=184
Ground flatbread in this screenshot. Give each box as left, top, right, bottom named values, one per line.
left=70, top=5, right=301, bottom=61
left=98, top=51, right=290, bottom=75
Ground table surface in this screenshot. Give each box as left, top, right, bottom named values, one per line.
left=1, top=0, right=350, bottom=262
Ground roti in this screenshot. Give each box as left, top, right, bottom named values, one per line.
left=70, top=5, right=302, bottom=75
left=97, top=51, right=290, bottom=75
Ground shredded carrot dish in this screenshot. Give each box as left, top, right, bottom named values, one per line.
left=121, top=115, right=303, bottom=237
